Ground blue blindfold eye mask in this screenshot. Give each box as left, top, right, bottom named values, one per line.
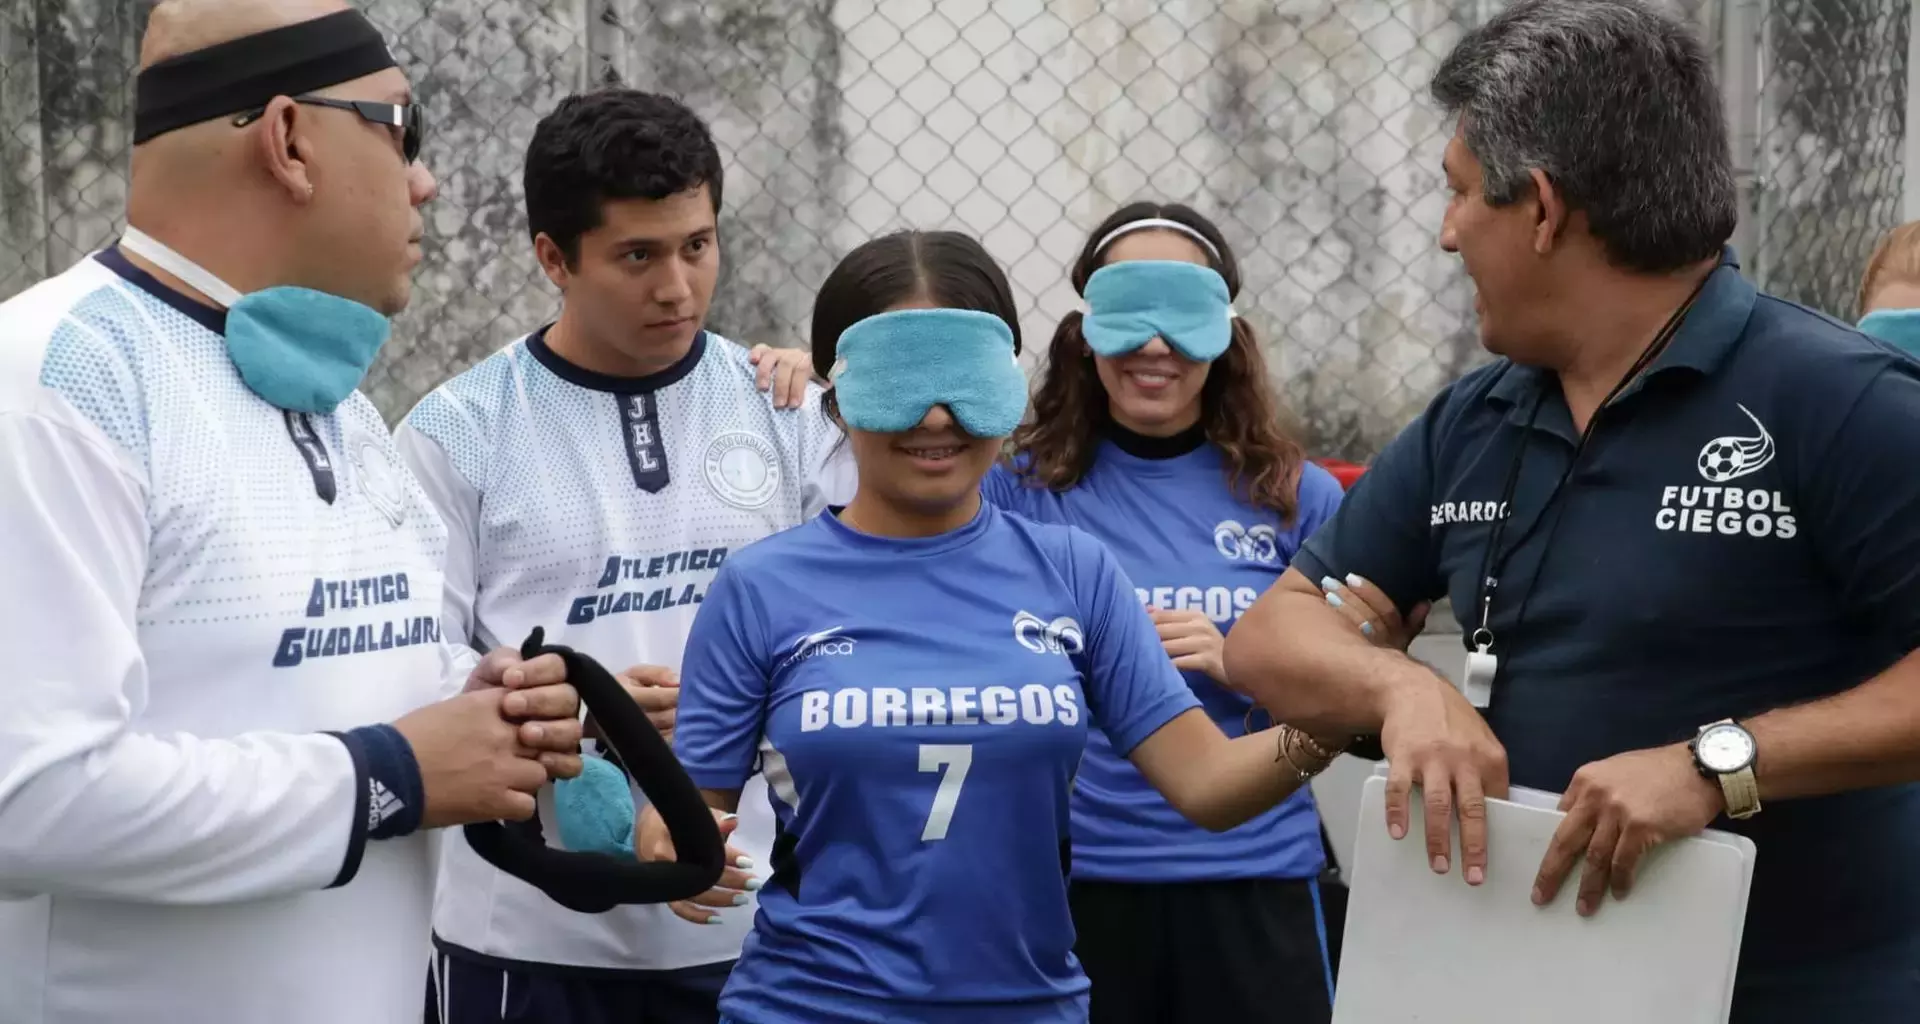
left=1858, top=308, right=1920, bottom=361
left=1082, top=260, right=1233, bottom=362
left=831, top=308, right=1029, bottom=439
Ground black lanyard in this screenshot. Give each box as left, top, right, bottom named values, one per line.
left=1469, top=276, right=1711, bottom=655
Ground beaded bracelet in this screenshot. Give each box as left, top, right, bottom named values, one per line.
left=1276, top=725, right=1348, bottom=782
left=1245, top=703, right=1348, bottom=781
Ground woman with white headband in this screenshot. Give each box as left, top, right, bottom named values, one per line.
left=619, top=228, right=1355, bottom=1023
left=984, top=202, right=1424, bottom=1024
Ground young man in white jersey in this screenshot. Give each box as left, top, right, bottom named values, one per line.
left=397, top=87, right=841, bottom=1024
left=0, top=3, right=588, bottom=1023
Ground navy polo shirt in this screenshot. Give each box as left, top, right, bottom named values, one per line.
left=1296, top=253, right=1920, bottom=974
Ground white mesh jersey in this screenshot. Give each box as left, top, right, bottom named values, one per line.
left=396, top=327, right=854, bottom=972
left=0, top=251, right=463, bottom=1024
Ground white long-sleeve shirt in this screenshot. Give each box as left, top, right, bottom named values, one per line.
left=0, top=250, right=458, bottom=1024
left=395, top=327, right=852, bottom=973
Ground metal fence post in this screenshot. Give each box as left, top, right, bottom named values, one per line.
left=1905, top=0, right=1920, bottom=222
left=1721, top=0, right=1762, bottom=275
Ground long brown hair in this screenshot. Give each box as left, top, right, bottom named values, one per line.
left=1007, top=202, right=1307, bottom=524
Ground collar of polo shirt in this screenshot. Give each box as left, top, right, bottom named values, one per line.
left=1483, top=247, right=1759, bottom=431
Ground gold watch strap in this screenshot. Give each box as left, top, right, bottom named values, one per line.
left=1719, top=766, right=1761, bottom=819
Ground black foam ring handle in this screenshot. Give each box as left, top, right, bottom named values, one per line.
left=462, top=627, right=726, bottom=913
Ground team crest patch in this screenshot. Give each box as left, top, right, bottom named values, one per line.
left=703, top=430, right=782, bottom=509
left=349, top=435, right=408, bottom=528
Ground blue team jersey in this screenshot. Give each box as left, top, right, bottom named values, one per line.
left=673, top=502, right=1202, bottom=1024
left=983, top=446, right=1344, bottom=882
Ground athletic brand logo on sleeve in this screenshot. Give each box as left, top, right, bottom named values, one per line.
left=1696, top=403, right=1775, bottom=483
left=703, top=430, right=782, bottom=509
left=779, top=625, right=857, bottom=669
left=368, top=779, right=406, bottom=831
left=1012, top=611, right=1084, bottom=655
left=1212, top=519, right=1278, bottom=563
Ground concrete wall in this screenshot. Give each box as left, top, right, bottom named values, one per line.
left=0, top=0, right=1480, bottom=458
left=0, top=1, right=1902, bottom=458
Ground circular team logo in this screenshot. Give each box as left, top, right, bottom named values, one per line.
left=350, top=436, right=408, bottom=528
left=1213, top=519, right=1278, bottom=564
left=703, top=430, right=782, bottom=509
left=1013, top=610, right=1085, bottom=655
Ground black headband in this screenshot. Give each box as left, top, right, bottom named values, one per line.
left=133, top=8, right=398, bottom=144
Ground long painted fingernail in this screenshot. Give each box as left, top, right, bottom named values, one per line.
left=731, top=893, right=751, bottom=906
left=1346, top=573, right=1366, bottom=588
left=1432, top=855, right=1449, bottom=873
left=703, top=916, right=724, bottom=926
left=734, top=855, right=754, bottom=870
left=1467, top=866, right=1484, bottom=885
left=1319, top=575, right=1340, bottom=592
left=1359, top=621, right=1374, bottom=636
left=745, top=877, right=764, bottom=891
left=721, top=813, right=738, bottom=822
left=1325, top=593, right=1344, bottom=608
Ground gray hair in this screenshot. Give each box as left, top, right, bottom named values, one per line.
left=1430, top=0, right=1737, bottom=274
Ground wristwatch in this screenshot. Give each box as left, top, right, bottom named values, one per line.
left=1689, top=719, right=1761, bottom=820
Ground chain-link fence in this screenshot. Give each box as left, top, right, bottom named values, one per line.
left=0, top=0, right=1910, bottom=460
left=1741, top=0, right=1910, bottom=320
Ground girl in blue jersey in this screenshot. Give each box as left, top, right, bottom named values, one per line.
left=640, top=229, right=1355, bottom=1024
left=982, top=202, right=1389, bottom=1024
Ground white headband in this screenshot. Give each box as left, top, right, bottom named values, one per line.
left=1082, top=218, right=1239, bottom=319
left=1090, top=217, right=1223, bottom=264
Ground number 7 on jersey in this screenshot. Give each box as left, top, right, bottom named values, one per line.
left=918, top=744, right=973, bottom=841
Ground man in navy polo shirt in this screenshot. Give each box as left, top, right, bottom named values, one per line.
left=1224, top=1, right=1920, bottom=1019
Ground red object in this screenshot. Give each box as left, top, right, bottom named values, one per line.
left=1314, top=458, right=1367, bottom=491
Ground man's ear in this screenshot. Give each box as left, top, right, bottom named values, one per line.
left=532, top=233, right=573, bottom=292
left=254, top=96, right=318, bottom=205
left=1528, top=167, right=1565, bottom=255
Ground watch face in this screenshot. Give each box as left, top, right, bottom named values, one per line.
left=1697, top=724, right=1755, bottom=773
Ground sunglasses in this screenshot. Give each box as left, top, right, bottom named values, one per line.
left=233, top=96, right=427, bottom=164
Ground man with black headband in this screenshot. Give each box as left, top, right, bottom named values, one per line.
left=0, top=3, right=586, bottom=1023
